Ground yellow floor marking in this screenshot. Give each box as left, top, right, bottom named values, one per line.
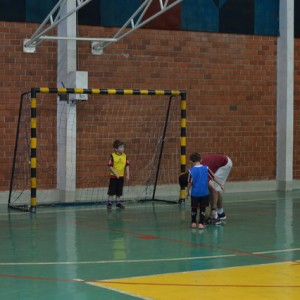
left=91, top=262, right=300, bottom=299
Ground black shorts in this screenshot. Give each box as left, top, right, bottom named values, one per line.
left=191, top=195, right=210, bottom=208
left=108, top=177, right=124, bottom=197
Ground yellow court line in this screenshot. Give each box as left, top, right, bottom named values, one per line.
left=90, top=262, right=300, bottom=300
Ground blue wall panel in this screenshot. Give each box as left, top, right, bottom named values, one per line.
left=25, top=0, right=58, bottom=23
left=0, top=0, right=25, bottom=22
left=99, top=0, right=141, bottom=28
left=181, top=0, right=219, bottom=32
left=0, top=0, right=283, bottom=37
left=254, top=0, right=279, bottom=35
left=296, top=1, right=300, bottom=38
left=219, top=0, right=254, bottom=34
left=78, top=0, right=101, bottom=26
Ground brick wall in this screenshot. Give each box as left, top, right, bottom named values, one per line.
left=0, top=21, right=282, bottom=191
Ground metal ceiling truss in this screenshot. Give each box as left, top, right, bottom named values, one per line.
left=23, top=0, right=184, bottom=54
left=92, top=0, right=184, bottom=54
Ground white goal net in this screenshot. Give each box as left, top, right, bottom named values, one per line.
left=8, top=88, right=186, bottom=211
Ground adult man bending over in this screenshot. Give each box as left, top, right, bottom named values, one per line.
left=201, top=154, right=232, bottom=220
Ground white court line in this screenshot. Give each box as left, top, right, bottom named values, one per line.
left=0, top=248, right=299, bottom=266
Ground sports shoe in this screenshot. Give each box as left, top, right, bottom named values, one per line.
left=205, top=217, right=221, bottom=225
left=178, top=199, right=185, bottom=206
left=191, top=222, right=197, bottom=228
left=198, top=223, right=206, bottom=229
left=218, top=212, right=226, bottom=220
left=116, top=203, right=125, bottom=209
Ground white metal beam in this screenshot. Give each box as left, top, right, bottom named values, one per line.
left=23, top=0, right=184, bottom=54
left=23, top=0, right=94, bottom=53
left=92, top=0, right=184, bottom=55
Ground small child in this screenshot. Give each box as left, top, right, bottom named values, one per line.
left=179, top=171, right=222, bottom=224
left=186, top=152, right=223, bottom=229
left=107, top=140, right=130, bottom=209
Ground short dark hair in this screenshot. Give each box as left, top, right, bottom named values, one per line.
left=189, top=152, right=201, bottom=162
left=113, top=140, right=125, bottom=149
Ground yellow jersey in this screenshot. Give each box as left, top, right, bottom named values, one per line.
left=108, top=152, right=129, bottom=177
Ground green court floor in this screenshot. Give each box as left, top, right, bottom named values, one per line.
left=0, top=190, right=299, bottom=299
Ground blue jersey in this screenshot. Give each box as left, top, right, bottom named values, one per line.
left=189, top=165, right=209, bottom=197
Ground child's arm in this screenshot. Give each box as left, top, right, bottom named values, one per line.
left=186, top=172, right=193, bottom=198
left=125, top=165, right=130, bottom=181
left=109, top=166, right=119, bottom=178
left=108, top=154, right=119, bottom=178
left=186, top=182, right=192, bottom=199
left=186, top=172, right=192, bottom=199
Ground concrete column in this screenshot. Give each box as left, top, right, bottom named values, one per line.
left=57, top=0, right=77, bottom=202
left=277, top=0, right=294, bottom=190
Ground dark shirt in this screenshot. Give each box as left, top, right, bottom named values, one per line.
left=201, top=154, right=228, bottom=173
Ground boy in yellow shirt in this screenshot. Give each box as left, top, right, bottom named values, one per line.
left=107, top=140, right=130, bottom=209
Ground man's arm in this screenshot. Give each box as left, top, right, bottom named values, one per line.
left=208, top=168, right=224, bottom=191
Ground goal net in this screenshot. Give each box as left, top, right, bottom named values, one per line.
left=8, top=88, right=186, bottom=212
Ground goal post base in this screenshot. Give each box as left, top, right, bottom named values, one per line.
left=137, top=198, right=178, bottom=204
left=8, top=204, right=30, bottom=212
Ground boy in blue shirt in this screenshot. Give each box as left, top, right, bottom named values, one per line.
left=186, top=152, right=223, bottom=229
